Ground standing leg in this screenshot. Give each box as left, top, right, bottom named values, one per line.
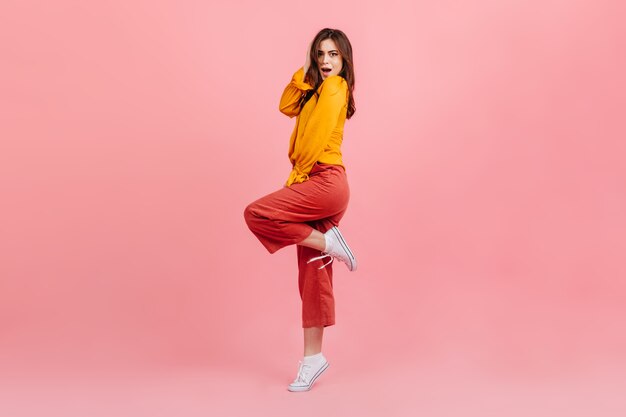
left=288, top=222, right=337, bottom=393
left=288, top=217, right=339, bottom=393
left=303, top=326, right=324, bottom=356
left=297, top=212, right=342, bottom=331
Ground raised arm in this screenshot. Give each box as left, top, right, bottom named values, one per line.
left=279, top=67, right=314, bottom=117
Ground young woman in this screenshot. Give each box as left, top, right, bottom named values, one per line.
left=244, top=28, right=357, bottom=392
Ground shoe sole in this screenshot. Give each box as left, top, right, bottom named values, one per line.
left=329, top=227, right=357, bottom=272
left=287, top=361, right=329, bottom=392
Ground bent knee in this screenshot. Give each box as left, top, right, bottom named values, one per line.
left=243, top=203, right=259, bottom=228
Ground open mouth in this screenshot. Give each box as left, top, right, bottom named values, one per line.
left=321, top=68, right=332, bottom=75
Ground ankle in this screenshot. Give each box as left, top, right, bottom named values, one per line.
left=303, top=352, right=325, bottom=365
left=323, top=231, right=335, bottom=253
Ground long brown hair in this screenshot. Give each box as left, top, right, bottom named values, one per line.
left=302, top=28, right=356, bottom=119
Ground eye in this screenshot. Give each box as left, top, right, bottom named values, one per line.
left=330, top=52, right=339, bottom=57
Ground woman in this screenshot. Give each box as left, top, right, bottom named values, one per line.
left=244, top=28, right=357, bottom=392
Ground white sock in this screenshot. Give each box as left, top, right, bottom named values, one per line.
left=303, top=352, right=325, bottom=365
left=323, top=232, right=335, bottom=254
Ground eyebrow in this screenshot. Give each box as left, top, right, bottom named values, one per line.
left=318, top=50, right=339, bottom=53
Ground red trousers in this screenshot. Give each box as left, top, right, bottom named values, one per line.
left=244, top=163, right=350, bottom=328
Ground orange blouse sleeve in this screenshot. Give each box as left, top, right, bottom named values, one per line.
left=279, top=68, right=314, bottom=118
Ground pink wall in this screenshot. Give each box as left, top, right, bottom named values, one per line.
left=1, top=0, right=625, bottom=387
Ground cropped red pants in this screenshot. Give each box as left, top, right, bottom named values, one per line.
left=244, top=163, right=350, bottom=328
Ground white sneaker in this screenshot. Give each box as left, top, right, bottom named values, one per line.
left=307, top=226, right=357, bottom=271
left=287, top=358, right=329, bottom=392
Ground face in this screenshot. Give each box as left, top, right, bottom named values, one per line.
left=317, top=38, right=343, bottom=80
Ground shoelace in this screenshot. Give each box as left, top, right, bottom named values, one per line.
left=295, top=361, right=312, bottom=383
left=307, top=253, right=334, bottom=269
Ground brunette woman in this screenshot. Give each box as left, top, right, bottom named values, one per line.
left=244, top=28, right=357, bottom=392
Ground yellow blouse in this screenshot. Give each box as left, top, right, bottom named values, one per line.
left=279, top=67, right=348, bottom=186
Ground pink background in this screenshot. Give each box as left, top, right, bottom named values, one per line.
left=1, top=0, right=625, bottom=415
